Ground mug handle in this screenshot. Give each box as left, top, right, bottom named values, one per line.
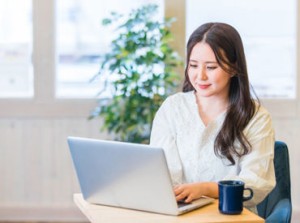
left=243, top=187, right=253, bottom=201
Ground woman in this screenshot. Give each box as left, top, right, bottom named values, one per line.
left=150, top=22, right=275, bottom=212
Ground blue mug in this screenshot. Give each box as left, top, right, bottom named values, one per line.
left=218, top=180, right=253, bottom=215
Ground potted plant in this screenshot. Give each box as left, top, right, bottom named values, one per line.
left=89, top=4, right=182, bottom=144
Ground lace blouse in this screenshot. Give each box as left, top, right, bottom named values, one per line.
left=150, top=91, right=275, bottom=208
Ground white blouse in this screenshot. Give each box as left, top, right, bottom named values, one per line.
left=150, top=91, right=276, bottom=208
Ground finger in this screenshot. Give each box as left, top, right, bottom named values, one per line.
left=175, top=192, right=188, bottom=201
left=174, top=186, right=184, bottom=195
left=185, top=195, right=193, bottom=203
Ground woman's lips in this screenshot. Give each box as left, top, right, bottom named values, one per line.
left=199, top=84, right=211, bottom=89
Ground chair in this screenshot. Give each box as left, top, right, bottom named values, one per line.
left=257, top=141, right=292, bottom=223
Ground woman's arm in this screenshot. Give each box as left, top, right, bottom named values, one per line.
left=223, top=106, right=276, bottom=207
left=150, top=96, right=184, bottom=186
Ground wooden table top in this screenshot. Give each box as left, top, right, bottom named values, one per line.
left=74, top=194, right=264, bottom=223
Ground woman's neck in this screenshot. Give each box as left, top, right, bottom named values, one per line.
left=195, top=93, right=229, bottom=126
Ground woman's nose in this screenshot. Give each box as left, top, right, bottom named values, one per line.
left=196, top=68, right=207, bottom=81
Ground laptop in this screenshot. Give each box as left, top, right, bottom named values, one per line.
left=68, top=136, right=214, bottom=215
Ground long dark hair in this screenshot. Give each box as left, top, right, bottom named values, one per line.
left=183, top=22, right=259, bottom=165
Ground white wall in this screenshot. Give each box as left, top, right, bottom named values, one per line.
left=0, top=117, right=106, bottom=221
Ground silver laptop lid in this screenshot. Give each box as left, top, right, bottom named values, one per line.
left=68, top=136, right=180, bottom=215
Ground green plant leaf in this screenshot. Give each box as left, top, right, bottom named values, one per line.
left=89, top=4, right=183, bottom=144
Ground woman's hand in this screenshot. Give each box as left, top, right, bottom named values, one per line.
left=174, top=182, right=218, bottom=203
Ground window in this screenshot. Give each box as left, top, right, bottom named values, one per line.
left=56, top=0, right=164, bottom=98
left=0, top=0, right=33, bottom=98
left=186, top=0, right=297, bottom=99
left=0, top=0, right=298, bottom=118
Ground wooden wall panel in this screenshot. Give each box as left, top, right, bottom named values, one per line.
left=0, top=118, right=107, bottom=220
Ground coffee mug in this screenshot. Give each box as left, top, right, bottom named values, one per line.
left=218, top=180, right=253, bottom=215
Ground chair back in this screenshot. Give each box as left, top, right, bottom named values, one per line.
left=257, top=141, right=292, bottom=222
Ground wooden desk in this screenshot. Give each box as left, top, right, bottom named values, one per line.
left=74, top=194, right=264, bottom=223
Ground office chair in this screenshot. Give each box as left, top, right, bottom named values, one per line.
left=257, top=141, right=292, bottom=223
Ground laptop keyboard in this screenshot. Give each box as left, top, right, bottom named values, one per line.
left=177, top=200, right=191, bottom=208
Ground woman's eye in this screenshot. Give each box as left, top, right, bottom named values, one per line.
left=189, top=64, right=197, bottom=68
left=207, top=66, right=217, bottom=70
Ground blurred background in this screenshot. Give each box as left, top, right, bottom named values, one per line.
left=0, top=0, right=299, bottom=222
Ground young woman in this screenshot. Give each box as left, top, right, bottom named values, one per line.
left=150, top=22, right=275, bottom=212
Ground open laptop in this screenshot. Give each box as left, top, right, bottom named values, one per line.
left=68, top=136, right=214, bottom=215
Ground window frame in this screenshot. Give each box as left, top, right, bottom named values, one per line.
left=0, top=0, right=299, bottom=118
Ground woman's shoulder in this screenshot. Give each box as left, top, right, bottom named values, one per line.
left=253, top=101, right=272, bottom=119
left=153, top=91, right=195, bottom=123
left=156, top=91, right=195, bottom=116
left=243, top=101, right=275, bottom=144
left=245, top=100, right=274, bottom=133
left=164, top=91, right=195, bottom=105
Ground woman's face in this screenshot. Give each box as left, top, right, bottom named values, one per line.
left=188, top=42, right=232, bottom=100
